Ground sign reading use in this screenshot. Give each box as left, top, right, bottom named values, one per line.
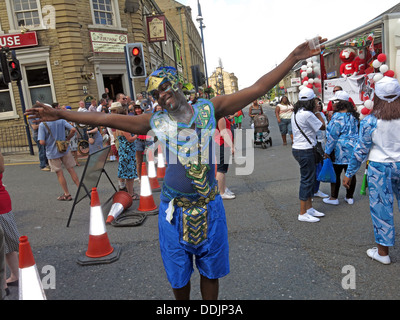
left=0, top=31, right=38, bottom=49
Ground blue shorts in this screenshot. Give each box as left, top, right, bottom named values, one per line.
left=158, top=195, right=230, bottom=289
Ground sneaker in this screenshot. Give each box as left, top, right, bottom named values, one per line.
left=221, top=193, right=235, bottom=200
left=344, top=197, right=354, bottom=205
left=366, top=247, right=391, bottom=265
left=41, top=166, right=50, bottom=171
left=323, top=198, right=339, bottom=205
left=307, top=208, right=325, bottom=217
left=225, top=188, right=235, bottom=196
left=314, top=190, right=329, bottom=198
left=298, top=212, right=320, bottom=223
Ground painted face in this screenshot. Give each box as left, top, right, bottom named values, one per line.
left=157, top=82, right=186, bottom=112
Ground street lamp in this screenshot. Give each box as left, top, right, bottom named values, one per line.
left=196, top=0, right=208, bottom=87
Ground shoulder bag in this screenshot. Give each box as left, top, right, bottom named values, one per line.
left=294, top=113, right=324, bottom=164
left=44, top=122, right=70, bottom=153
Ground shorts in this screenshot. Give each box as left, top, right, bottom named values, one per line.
left=135, top=139, right=153, bottom=152
left=0, top=211, right=20, bottom=254
left=158, top=195, right=230, bottom=289
left=217, top=144, right=230, bottom=173
left=278, top=118, right=292, bottom=135
left=48, top=152, right=76, bottom=172
left=234, top=115, right=243, bottom=124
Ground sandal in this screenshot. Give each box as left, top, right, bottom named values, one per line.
left=131, top=193, right=139, bottom=200
left=57, top=194, right=72, bottom=201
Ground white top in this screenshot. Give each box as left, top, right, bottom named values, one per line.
left=277, top=103, right=294, bottom=119
left=369, top=118, right=400, bottom=162
left=291, top=109, right=322, bottom=150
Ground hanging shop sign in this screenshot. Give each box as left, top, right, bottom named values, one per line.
left=90, top=31, right=128, bottom=53
left=0, top=31, right=38, bottom=49
left=146, top=15, right=167, bottom=43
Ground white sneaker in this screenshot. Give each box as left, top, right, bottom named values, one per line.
left=314, top=190, right=329, bottom=198
left=221, top=193, right=235, bottom=200
left=307, top=208, right=325, bottom=217
left=298, top=212, right=320, bottom=223
left=344, top=197, right=354, bottom=205
left=366, top=247, right=391, bottom=265
left=323, top=198, right=339, bottom=205
left=225, top=188, right=235, bottom=196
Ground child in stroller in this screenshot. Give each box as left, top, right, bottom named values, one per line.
left=249, top=100, right=272, bottom=149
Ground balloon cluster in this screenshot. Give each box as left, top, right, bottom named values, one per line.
left=358, top=53, right=396, bottom=119
left=371, top=53, right=395, bottom=81
left=298, top=56, right=322, bottom=93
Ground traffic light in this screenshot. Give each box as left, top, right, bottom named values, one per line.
left=0, top=51, right=11, bottom=85
left=191, top=65, right=205, bottom=90
left=126, top=43, right=146, bottom=78
left=8, top=57, right=22, bottom=81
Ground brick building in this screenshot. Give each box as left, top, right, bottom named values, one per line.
left=0, top=0, right=203, bottom=132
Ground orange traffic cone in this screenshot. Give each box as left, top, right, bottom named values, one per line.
left=77, top=188, right=121, bottom=265
left=106, top=191, right=133, bottom=224
left=18, top=236, right=47, bottom=300
left=136, top=162, right=158, bottom=213
left=157, top=144, right=166, bottom=180
left=147, top=148, right=161, bottom=191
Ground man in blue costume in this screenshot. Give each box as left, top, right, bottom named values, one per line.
left=26, top=37, right=326, bottom=299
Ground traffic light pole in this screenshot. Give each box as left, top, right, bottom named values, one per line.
left=11, top=50, right=33, bottom=155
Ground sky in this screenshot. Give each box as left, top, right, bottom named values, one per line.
left=177, top=0, right=400, bottom=89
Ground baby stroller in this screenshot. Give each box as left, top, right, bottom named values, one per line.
left=252, top=114, right=272, bottom=149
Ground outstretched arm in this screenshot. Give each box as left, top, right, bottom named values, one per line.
left=25, top=102, right=152, bottom=135
left=212, top=37, right=327, bottom=120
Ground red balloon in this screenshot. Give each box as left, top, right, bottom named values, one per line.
left=384, top=70, right=395, bottom=77
left=307, top=84, right=313, bottom=89
left=361, top=107, right=371, bottom=115
left=377, top=53, right=387, bottom=63
left=302, top=77, right=309, bottom=82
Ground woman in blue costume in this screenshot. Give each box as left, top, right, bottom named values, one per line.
left=323, top=90, right=359, bottom=206
left=25, top=37, right=327, bottom=299
left=344, top=77, right=400, bottom=265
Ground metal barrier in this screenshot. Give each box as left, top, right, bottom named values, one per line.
left=0, top=124, right=33, bottom=155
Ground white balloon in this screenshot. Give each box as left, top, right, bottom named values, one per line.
left=313, top=67, right=321, bottom=75
left=373, top=73, right=384, bottom=82
left=303, top=81, right=309, bottom=86
left=379, top=64, right=389, bottom=74
left=307, top=62, right=313, bottom=68
left=372, top=60, right=382, bottom=69
left=364, top=100, right=374, bottom=109
left=307, top=68, right=313, bottom=74
left=301, top=65, right=307, bottom=71
left=308, top=78, right=314, bottom=84
left=301, top=71, right=307, bottom=78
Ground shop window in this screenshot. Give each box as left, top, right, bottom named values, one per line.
left=26, top=65, right=53, bottom=105
left=0, top=83, right=13, bottom=114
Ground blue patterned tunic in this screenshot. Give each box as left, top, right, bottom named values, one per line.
left=325, top=112, right=359, bottom=165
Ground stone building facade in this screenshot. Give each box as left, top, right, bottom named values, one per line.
left=0, top=0, right=191, bottom=130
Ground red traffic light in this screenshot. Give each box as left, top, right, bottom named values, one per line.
left=10, top=62, right=16, bottom=69
left=132, top=47, right=140, bottom=56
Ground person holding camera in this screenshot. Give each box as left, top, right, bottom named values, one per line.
left=38, top=105, right=80, bottom=201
